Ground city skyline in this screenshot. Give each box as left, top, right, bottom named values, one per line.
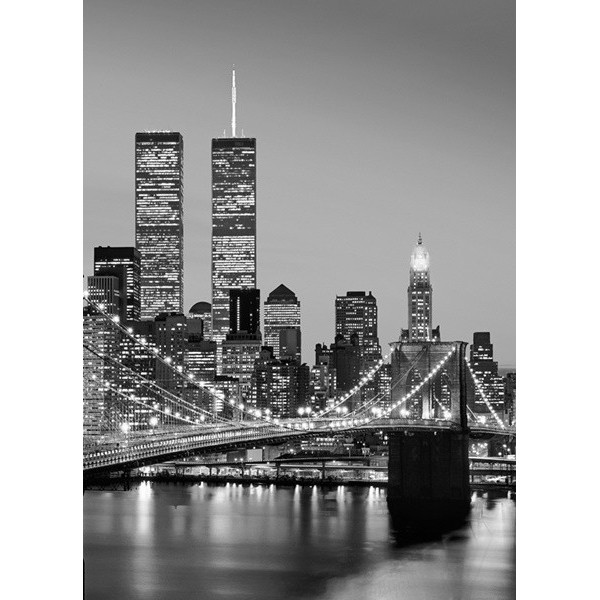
left=84, top=0, right=515, bottom=366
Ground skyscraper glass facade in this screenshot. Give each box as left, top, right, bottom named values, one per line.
left=135, top=131, right=184, bottom=320
left=264, top=284, right=301, bottom=360
left=335, top=291, right=381, bottom=372
left=211, top=137, right=256, bottom=369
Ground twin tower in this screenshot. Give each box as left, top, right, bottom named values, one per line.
left=135, top=68, right=257, bottom=360
left=135, top=68, right=435, bottom=363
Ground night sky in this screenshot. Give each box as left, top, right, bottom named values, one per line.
left=84, top=0, right=515, bottom=367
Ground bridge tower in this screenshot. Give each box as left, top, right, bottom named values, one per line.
left=387, top=341, right=470, bottom=532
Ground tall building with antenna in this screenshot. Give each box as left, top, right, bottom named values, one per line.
left=211, top=67, right=257, bottom=371
left=407, top=234, right=433, bottom=342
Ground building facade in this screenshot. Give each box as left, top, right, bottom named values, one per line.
left=408, top=234, right=432, bottom=342
left=229, top=288, right=260, bottom=335
left=188, top=301, right=212, bottom=340
left=87, top=275, right=122, bottom=318
left=264, top=284, right=301, bottom=361
left=468, top=332, right=506, bottom=420
left=83, top=310, right=120, bottom=437
left=153, top=313, right=187, bottom=395
left=504, top=372, right=516, bottom=425
left=250, top=348, right=309, bottom=418
left=335, top=291, right=381, bottom=377
left=135, top=131, right=184, bottom=320
left=93, top=246, right=141, bottom=322
left=221, top=331, right=262, bottom=392
left=211, top=136, right=257, bottom=363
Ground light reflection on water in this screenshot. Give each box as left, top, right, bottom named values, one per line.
left=84, top=483, right=515, bottom=600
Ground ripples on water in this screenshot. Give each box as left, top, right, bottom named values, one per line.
left=83, top=483, right=515, bottom=600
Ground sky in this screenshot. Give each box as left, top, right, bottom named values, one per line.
left=84, top=0, right=515, bottom=367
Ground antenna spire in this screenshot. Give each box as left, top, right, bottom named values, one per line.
left=417, top=232, right=423, bottom=245
left=231, top=65, right=237, bottom=137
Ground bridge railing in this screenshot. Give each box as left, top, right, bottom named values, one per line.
left=83, top=422, right=296, bottom=471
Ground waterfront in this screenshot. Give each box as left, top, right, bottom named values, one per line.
left=83, top=482, right=515, bottom=600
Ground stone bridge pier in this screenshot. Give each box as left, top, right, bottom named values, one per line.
left=387, top=341, right=471, bottom=532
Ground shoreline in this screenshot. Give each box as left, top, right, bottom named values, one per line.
left=83, top=472, right=515, bottom=494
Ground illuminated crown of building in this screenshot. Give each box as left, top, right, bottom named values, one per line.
left=410, top=232, right=430, bottom=272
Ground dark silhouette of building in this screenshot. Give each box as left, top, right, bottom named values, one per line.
left=279, top=327, right=301, bottom=363
left=504, top=372, right=516, bottom=425
left=135, top=131, right=184, bottom=320
left=188, top=301, right=212, bottom=340
left=229, top=288, right=260, bottom=335
left=331, top=333, right=362, bottom=392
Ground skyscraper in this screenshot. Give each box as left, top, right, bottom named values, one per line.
left=279, top=328, right=301, bottom=363
left=408, top=234, right=432, bottom=342
left=188, top=301, right=212, bottom=340
left=264, top=284, right=301, bottom=360
left=250, top=348, right=308, bottom=418
left=94, top=246, right=141, bottom=322
left=153, top=313, right=187, bottom=394
left=335, top=291, right=381, bottom=372
left=221, top=332, right=262, bottom=392
left=212, top=68, right=257, bottom=370
left=468, top=332, right=505, bottom=419
left=135, top=131, right=184, bottom=320
left=83, top=310, right=120, bottom=437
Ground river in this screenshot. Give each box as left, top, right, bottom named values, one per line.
left=83, top=482, right=515, bottom=599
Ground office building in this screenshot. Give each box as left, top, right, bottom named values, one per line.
left=335, top=291, right=381, bottom=373
left=94, top=246, right=141, bottom=322
left=468, top=332, right=506, bottom=419
left=407, top=233, right=433, bottom=342
left=83, top=310, right=120, bottom=437
left=188, top=301, right=212, bottom=340
left=504, top=372, right=516, bottom=425
left=212, top=68, right=257, bottom=368
left=264, top=284, right=301, bottom=360
left=115, top=320, right=157, bottom=429
left=87, top=275, right=122, bottom=317
left=229, top=288, right=260, bottom=334
left=250, top=348, right=309, bottom=418
left=214, top=375, right=241, bottom=414
left=135, top=131, right=184, bottom=320
left=154, top=313, right=187, bottom=394
left=186, top=336, right=217, bottom=384
left=221, top=331, right=262, bottom=391
left=279, top=328, right=301, bottom=363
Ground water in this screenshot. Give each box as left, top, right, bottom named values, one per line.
left=84, top=483, right=515, bottom=600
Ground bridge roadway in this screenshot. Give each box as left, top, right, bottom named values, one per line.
left=83, top=417, right=515, bottom=475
